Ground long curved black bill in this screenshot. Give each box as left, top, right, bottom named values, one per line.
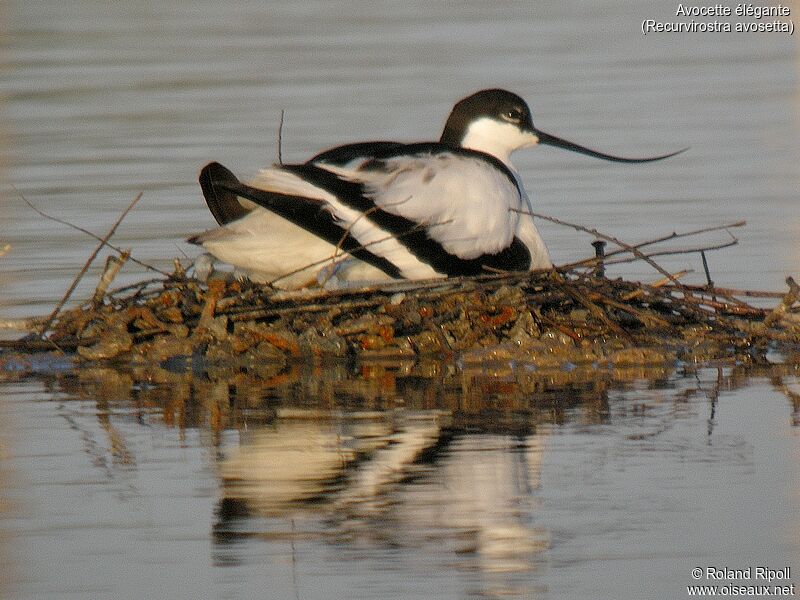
left=535, top=129, right=687, bottom=163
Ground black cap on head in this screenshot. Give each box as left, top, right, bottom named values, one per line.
left=441, top=88, right=687, bottom=162
left=441, top=89, right=534, bottom=146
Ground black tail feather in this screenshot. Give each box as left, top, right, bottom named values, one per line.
left=196, top=162, right=403, bottom=278
left=199, top=162, right=253, bottom=225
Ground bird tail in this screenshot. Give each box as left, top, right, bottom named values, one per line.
left=198, top=162, right=253, bottom=225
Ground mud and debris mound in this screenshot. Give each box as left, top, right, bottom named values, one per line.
left=5, top=267, right=799, bottom=368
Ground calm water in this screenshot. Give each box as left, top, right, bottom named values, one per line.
left=1, top=0, right=799, bottom=598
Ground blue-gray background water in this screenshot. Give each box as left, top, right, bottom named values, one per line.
left=1, top=1, right=798, bottom=599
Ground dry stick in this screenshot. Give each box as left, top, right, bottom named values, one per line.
left=0, top=337, right=85, bottom=351
left=602, top=238, right=739, bottom=266
left=15, top=187, right=170, bottom=277
left=588, top=291, right=673, bottom=329
left=317, top=197, right=418, bottom=287
left=764, top=276, right=800, bottom=328
left=560, top=221, right=745, bottom=271
left=92, top=250, right=131, bottom=306
left=217, top=273, right=554, bottom=319
left=270, top=208, right=706, bottom=293
left=0, top=317, right=46, bottom=333
left=39, top=193, right=143, bottom=337
left=317, top=205, right=385, bottom=288
left=515, top=209, right=686, bottom=287
left=102, top=277, right=172, bottom=300
left=552, top=278, right=631, bottom=339
left=217, top=271, right=557, bottom=323
left=701, top=251, right=714, bottom=287
left=277, top=109, right=285, bottom=166
left=248, top=269, right=510, bottom=314
left=680, top=283, right=784, bottom=299
left=621, top=270, right=691, bottom=301
left=602, top=221, right=742, bottom=260
left=267, top=217, right=454, bottom=288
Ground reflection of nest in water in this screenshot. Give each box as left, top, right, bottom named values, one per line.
left=9, top=263, right=800, bottom=366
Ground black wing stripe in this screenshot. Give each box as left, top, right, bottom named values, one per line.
left=309, top=141, right=406, bottom=166
left=199, top=163, right=403, bottom=278
left=286, top=163, right=530, bottom=276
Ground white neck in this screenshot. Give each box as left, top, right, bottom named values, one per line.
left=458, top=117, right=539, bottom=167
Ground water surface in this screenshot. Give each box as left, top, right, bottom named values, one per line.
left=1, top=361, right=799, bottom=599
left=1, top=0, right=799, bottom=598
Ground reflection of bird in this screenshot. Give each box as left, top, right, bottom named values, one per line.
left=189, top=89, right=683, bottom=288
left=400, top=434, right=551, bottom=575
left=216, top=418, right=444, bottom=518
left=213, top=413, right=552, bottom=579
left=218, top=421, right=394, bottom=515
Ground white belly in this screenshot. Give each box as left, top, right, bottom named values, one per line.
left=197, top=209, right=392, bottom=289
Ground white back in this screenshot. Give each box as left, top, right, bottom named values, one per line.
left=322, top=152, right=522, bottom=259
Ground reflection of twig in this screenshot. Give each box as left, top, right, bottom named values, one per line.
left=707, top=368, right=722, bottom=440
left=290, top=518, right=300, bottom=600
left=39, top=193, right=143, bottom=337
left=686, top=367, right=723, bottom=440
left=97, top=410, right=136, bottom=467
left=58, top=402, right=135, bottom=476
left=770, top=375, right=800, bottom=427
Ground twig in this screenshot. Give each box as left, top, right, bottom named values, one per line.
left=515, top=209, right=685, bottom=287
left=604, top=221, right=743, bottom=260
left=588, top=291, right=673, bottom=329
left=0, top=317, right=46, bottom=332
left=14, top=186, right=169, bottom=277
left=701, top=251, right=714, bottom=287
left=621, top=270, right=691, bottom=300
left=603, top=238, right=739, bottom=266
left=277, top=109, right=285, bottom=166
left=318, top=197, right=418, bottom=287
left=679, top=283, right=785, bottom=299
left=92, top=250, right=131, bottom=306
left=0, top=338, right=84, bottom=351
left=551, top=276, right=631, bottom=339
left=267, top=217, right=454, bottom=288
left=764, top=277, right=800, bottom=328
left=665, top=291, right=767, bottom=317
left=39, top=193, right=143, bottom=337
left=318, top=205, right=385, bottom=287
left=559, top=221, right=745, bottom=271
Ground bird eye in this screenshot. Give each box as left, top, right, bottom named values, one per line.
left=503, top=108, right=524, bottom=123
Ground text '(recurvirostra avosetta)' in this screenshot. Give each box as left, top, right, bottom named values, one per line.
left=642, top=4, right=793, bottom=35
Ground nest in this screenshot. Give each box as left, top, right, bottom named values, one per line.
left=2, top=265, right=796, bottom=369
left=3, top=199, right=799, bottom=368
